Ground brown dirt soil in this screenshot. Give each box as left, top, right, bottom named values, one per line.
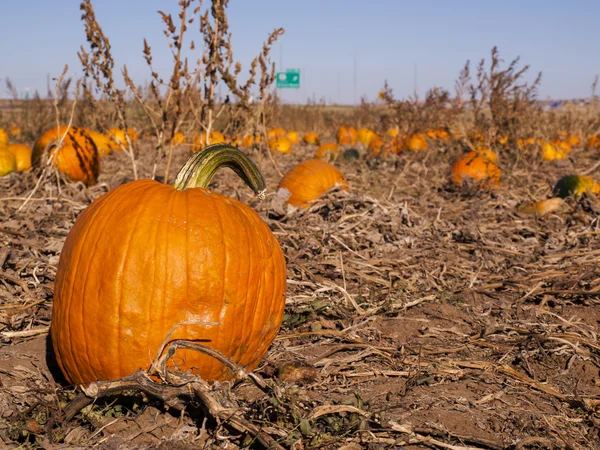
left=0, top=139, right=599, bottom=449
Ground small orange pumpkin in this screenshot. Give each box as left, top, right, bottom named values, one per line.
left=315, top=143, right=340, bottom=161
left=51, top=144, right=286, bottom=385
left=517, top=197, right=563, bottom=216
left=336, top=126, right=358, bottom=146
left=268, top=136, right=293, bottom=154
left=191, top=130, right=226, bottom=152
left=586, top=135, right=600, bottom=149
left=541, top=141, right=568, bottom=161
left=7, top=143, right=32, bottom=171
left=405, top=133, right=428, bottom=151
left=170, top=131, right=187, bottom=146
left=0, top=129, right=8, bottom=150
left=8, top=125, right=21, bottom=138
left=565, top=135, right=581, bottom=147
left=451, top=151, right=501, bottom=188
left=267, top=127, right=286, bottom=139
left=368, top=135, right=384, bottom=157
left=553, top=175, right=600, bottom=198
left=386, top=127, right=399, bottom=138
left=357, top=128, right=375, bottom=147
left=108, top=128, right=137, bottom=150
left=303, top=132, right=320, bottom=146
left=241, top=133, right=255, bottom=148
left=0, top=149, right=17, bottom=176
left=83, top=129, right=113, bottom=157
left=32, top=126, right=99, bottom=186
left=278, top=159, right=348, bottom=208
left=474, top=147, right=498, bottom=163
left=286, top=130, right=300, bottom=144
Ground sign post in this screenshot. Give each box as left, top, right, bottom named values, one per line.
left=276, top=69, right=301, bottom=89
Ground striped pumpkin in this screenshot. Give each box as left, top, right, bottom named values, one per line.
left=32, top=126, right=99, bottom=186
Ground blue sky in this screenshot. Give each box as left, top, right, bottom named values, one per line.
left=1, top=1, right=598, bottom=104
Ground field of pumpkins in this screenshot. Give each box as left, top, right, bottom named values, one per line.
left=0, top=108, right=600, bottom=449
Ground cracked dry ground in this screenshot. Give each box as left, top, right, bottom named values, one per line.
left=0, top=142, right=599, bottom=449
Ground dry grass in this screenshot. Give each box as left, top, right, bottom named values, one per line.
left=0, top=137, right=599, bottom=448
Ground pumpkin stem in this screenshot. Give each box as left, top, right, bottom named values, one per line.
left=173, top=144, right=266, bottom=199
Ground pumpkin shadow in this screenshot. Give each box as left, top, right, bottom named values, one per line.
left=45, top=331, right=68, bottom=385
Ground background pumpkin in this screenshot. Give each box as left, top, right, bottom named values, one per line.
left=474, top=147, right=498, bottom=163
left=267, top=127, right=286, bottom=139
left=336, top=126, right=358, bottom=146
left=8, top=125, right=20, bottom=137
left=315, top=143, right=339, bottom=161
left=0, top=149, right=17, bottom=176
left=83, top=129, right=113, bottom=157
left=553, top=175, right=600, bottom=198
left=7, top=143, right=32, bottom=171
left=32, top=126, right=99, bottom=186
left=286, top=130, right=300, bottom=144
left=405, top=133, right=428, bottom=151
left=357, top=128, right=375, bottom=147
left=368, top=135, right=384, bottom=157
left=451, top=151, right=501, bottom=187
left=51, top=144, right=287, bottom=385
left=278, top=159, right=348, bottom=208
left=191, top=130, right=226, bottom=152
left=303, top=132, right=320, bottom=146
left=517, top=197, right=563, bottom=216
left=170, top=131, right=187, bottom=146
left=0, top=129, right=8, bottom=150
left=268, top=136, right=292, bottom=154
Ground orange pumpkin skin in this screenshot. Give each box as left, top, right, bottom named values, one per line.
left=278, top=159, right=348, bottom=208
left=51, top=180, right=287, bottom=385
left=315, top=143, right=339, bottom=161
left=267, top=127, right=286, bottom=139
left=336, top=126, right=358, bottom=146
left=7, top=143, right=32, bottom=171
left=303, top=132, right=320, bottom=146
left=368, top=135, right=384, bottom=156
left=451, top=151, right=501, bottom=187
left=405, top=133, right=428, bottom=151
left=32, top=126, right=99, bottom=186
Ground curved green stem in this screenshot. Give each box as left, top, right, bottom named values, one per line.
left=173, top=144, right=266, bottom=199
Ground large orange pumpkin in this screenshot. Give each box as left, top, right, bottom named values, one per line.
left=451, top=151, right=501, bottom=188
left=51, top=144, right=287, bottom=385
left=278, top=159, right=348, bottom=208
left=32, top=126, right=99, bottom=186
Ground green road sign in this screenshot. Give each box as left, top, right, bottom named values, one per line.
left=276, top=69, right=300, bottom=88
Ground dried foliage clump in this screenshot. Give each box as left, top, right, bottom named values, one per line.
left=467, top=46, right=543, bottom=142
